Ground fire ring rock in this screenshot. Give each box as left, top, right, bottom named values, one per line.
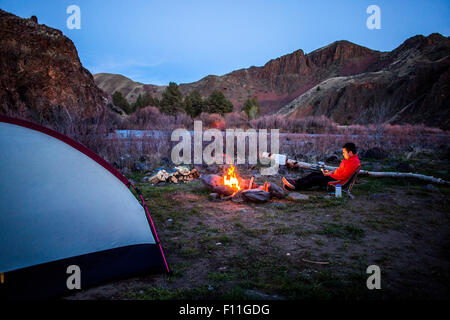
left=200, top=174, right=223, bottom=190
left=242, top=189, right=271, bottom=203
left=201, top=174, right=234, bottom=196
left=268, top=183, right=286, bottom=199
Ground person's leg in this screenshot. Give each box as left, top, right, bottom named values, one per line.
left=290, top=172, right=320, bottom=190
left=294, top=172, right=318, bottom=186
left=295, top=173, right=337, bottom=190
left=282, top=172, right=319, bottom=191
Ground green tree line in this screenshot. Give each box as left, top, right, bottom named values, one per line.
left=112, top=82, right=246, bottom=117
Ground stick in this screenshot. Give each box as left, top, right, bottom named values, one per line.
left=248, top=177, right=254, bottom=190
left=302, top=258, right=330, bottom=265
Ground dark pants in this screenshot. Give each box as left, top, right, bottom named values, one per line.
left=294, top=172, right=337, bottom=190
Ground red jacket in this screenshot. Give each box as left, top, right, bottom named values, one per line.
left=330, top=154, right=360, bottom=181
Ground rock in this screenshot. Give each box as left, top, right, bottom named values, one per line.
left=425, top=184, right=439, bottom=193
left=201, top=174, right=223, bottom=190
left=242, top=189, right=271, bottom=203
left=396, top=162, right=415, bottom=172
left=213, top=185, right=234, bottom=197
left=134, top=162, right=148, bottom=172
left=362, top=147, right=388, bottom=160
left=209, top=193, right=219, bottom=200
left=287, top=193, right=309, bottom=201
left=268, top=182, right=286, bottom=199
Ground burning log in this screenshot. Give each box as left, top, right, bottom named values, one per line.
left=200, top=174, right=234, bottom=196
left=231, top=190, right=245, bottom=203
left=248, top=177, right=254, bottom=190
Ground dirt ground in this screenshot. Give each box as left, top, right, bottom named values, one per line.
left=66, top=160, right=450, bottom=300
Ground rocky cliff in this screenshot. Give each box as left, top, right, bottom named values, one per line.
left=0, top=9, right=108, bottom=121
left=277, top=33, right=450, bottom=129
left=95, top=40, right=382, bottom=115
left=94, top=33, right=449, bottom=129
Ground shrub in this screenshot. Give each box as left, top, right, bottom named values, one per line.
left=159, top=82, right=184, bottom=115
left=112, top=91, right=132, bottom=114
left=204, top=90, right=233, bottom=115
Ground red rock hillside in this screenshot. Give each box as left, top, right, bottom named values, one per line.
left=0, top=9, right=109, bottom=121
left=95, top=33, right=450, bottom=129
left=277, top=34, right=450, bottom=130
left=95, top=40, right=382, bottom=115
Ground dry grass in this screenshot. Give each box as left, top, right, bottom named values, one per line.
left=4, top=106, right=448, bottom=173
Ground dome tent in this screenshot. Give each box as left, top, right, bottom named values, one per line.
left=0, top=115, right=169, bottom=299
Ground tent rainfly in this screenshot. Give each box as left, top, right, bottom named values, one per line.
left=0, top=115, right=169, bottom=299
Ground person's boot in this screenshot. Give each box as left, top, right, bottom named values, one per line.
left=282, top=177, right=296, bottom=191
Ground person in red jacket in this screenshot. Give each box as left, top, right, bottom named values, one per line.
left=282, top=142, right=360, bottom=191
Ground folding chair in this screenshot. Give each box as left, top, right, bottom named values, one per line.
left=326, top=165, right=361, bottom=199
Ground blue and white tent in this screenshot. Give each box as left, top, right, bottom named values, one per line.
left=0, top=115, right=169, bottom=299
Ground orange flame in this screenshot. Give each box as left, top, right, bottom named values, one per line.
left=223, top=164, right=241, bottom=191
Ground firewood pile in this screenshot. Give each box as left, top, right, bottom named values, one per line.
left=144, top=166, right=200, bottom=185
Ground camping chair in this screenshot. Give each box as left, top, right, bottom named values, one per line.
left=326, top=165, right=361, bottom=199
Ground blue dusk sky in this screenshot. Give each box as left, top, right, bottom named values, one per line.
left=1, top=0, right=449, bottom=85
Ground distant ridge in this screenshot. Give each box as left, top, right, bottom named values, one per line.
left=95, top=33, right=450, bottom=129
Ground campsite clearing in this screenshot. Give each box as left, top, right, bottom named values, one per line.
left=66, top=164, right=450, bottom=300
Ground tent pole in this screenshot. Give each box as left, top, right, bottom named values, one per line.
left=127, top=182, right=171, bottom=274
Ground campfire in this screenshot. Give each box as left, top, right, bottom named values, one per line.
left=201, top=164, right=286, bottom=203
left=223, top=164, right=241, bottom=193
